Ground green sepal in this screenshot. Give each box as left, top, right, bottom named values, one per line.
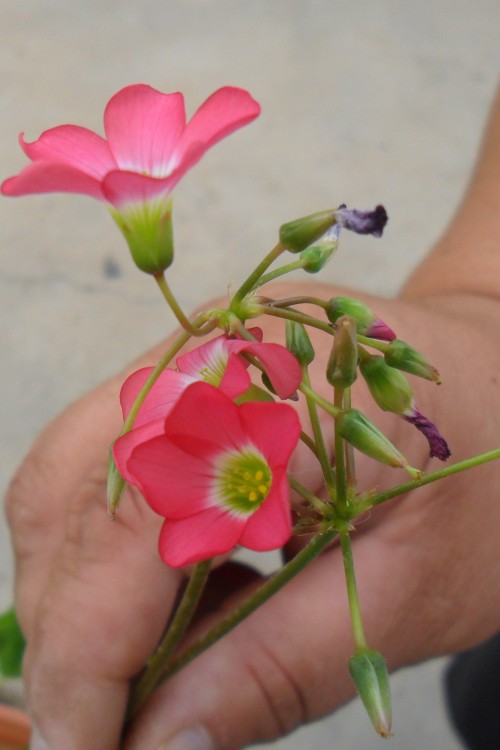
left=285, top=321, right=315, bottom=366
left=300, top=238, right=338, bottom=272
left=327, top=315, right=358, bottom=388
left=110, top=198, right=174, bottom=274
left=325, top=296, right=375, bottom=331
left=337, top=409, right=408, bottom=469
left=384, top=339, right=441, bottom=383
left=359, top=353, right=413, bottom=414
left=0, top=606, right=26, bottom=678
left=234, top=384, right=276, bottom=404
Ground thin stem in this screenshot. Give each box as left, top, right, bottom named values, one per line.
left=343, top=389, right=356, bottom=489
left=300, top=430, right=320, bottom=458
left=154, top=273, right=208, bottom=337
left=157, top=530, right=337, bottom=685
left=340, top=529, right=367, bottom=650
left=230, top=242, right=286, bottom=308
left=299, top=382, right=342, bottom=419
left=333, top=387, right=349, bottom=516
left=289, top=476, right=330, bottom=515
left=257, top=304, right=333, bottom=334
left=127, top=560, right=212, bottom=720
left=302, top=368, right=336, bottom=497
left=356, top=334, right=390, bottom=353
left=355, top=447, right=500, bottom=514
left=251, top=259, right=307, bottom=289
left=267, top=296, right=329, bottom=310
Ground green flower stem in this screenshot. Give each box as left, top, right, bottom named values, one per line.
left=230, top=241, right=286, bottom=309
left=300, top=430, right=320, bottom=458
left=339, top=529, right=367, bottom=651
left=355, top=447, right=500, bottom=515
left=257, top=303, right=333, bottom=334
left=356, top=334, right=390, bottom=353
left=302, top=368, right=336, bottom=497
left=333, top=388, right=349, bottom=516
left=288, top=476, right=330, bottom=515
left=154, top=272, right=210, bottom=337
left=250, top=258, right=307, bottom=289
left=299, top=382, right=343, bottom=419
left=127, top=560, right=212, bottom=720
left=157, top=529, right=337, bottom=686
left=343, top=389, right=356, bottom=489
left=266, top=295, right=329, bottom=310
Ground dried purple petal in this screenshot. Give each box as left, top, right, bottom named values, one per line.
left=335, top=204, right=388, bottom=237
left=404, top=407, right=451, bottom=461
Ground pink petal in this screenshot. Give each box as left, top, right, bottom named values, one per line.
left=122, top=434, right=214, bottom=518
left=239, top=400, right=301, bottom=466
left=162, top=382, right=247, bottom=456
left=19, top=126, right=116, bottom=178
left=246, top=343, right=302, bottom=399
left=239, top=470, right=292, bottom=550
left=112, top=419, right=166, bottom=484
left=104, top=84, right=186, bottom=176
left=173, top=87, right=261, bottom=172
left=158, top=506, right=245, bottom=568
left=102, top=169, right=181, bottom=207
left=176, top=335, right=251, bottom=397
left=119, top=367, right=194, bottom=425
left=219, top=354, right=251, bottom=398
left=1, top=160, right=106, bottom=200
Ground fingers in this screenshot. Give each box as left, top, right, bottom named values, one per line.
left=122, top=526, right=433, bottom=750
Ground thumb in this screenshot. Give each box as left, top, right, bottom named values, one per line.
left=124, top=529, right=429, bottom=750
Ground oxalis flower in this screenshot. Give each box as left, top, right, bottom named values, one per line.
left=116, top=328, right=302, bottom=464
left=114, top=382, right=301, bottom=567
left=1, top=84, right=260, bottom=273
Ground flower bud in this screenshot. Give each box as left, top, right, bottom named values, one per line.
left=110, top=199, right=174, bottom=274
left=349, top=649, right=392, bottom=737
left=279, top=209, right=336, bottom=252
left=325, top=296, right=396, bottom=341
left=327, top=315, right=358, bottom=388
left=285, top=321, right=315, bottom=366
left=359, top=353, right=413, bottom=414
left=335, top=204, right=388, bottom=237
left=300, top=233, right=338, bottom=272
left=384, top=339, right=441, bottom=383
left=337, top=408, right=419, bottom=477
left=107, top=452, right=126, bottom=517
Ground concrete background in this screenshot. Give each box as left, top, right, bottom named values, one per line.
left=1, top=1, right=498, bottom=747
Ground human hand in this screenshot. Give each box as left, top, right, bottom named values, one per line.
left=6, top=280, right=499, bottom=750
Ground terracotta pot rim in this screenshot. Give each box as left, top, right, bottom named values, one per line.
left=0, top=703, right=31, bottom=748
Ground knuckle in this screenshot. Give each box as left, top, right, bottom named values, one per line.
left=5, top=447, right=59, bottom=541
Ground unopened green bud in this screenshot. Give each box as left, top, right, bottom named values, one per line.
left=279, top=209, right=335, bottom=252
left=110, top=199, right=174, bottom=274
left=384, top=339, right=441, bottom=383
left=300, top=237, right=338, bottom=273
left=349, top=649, right=392, bottom=737
left=360, top=353, right=413, bottom=414
left=337, top=408, right=416, bottom=474
left=327, top=316, right=358, bottom=388
left=107, top=452, right=126, bottom=518
left=286, top=321, right=315, bottom=365
left=326, top=296, right=375, bottom=329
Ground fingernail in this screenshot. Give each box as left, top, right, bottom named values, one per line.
left=30, top=725, right=50, bottom=750
left=158, top=724, right=215, bottom=750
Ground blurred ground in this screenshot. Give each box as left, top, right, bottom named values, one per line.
left=1, top=1, right=498, bottom=747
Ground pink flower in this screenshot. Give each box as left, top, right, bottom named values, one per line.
left=116, top=329, right=302, bottom=466
left=1, top=84, right=260, bottom=272
left=114, top=382, right=301, bottom=567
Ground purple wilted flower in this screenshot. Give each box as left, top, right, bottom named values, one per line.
left=404, top=408, right=451, bottom=461
left=335, top=204, right=388, bottom=237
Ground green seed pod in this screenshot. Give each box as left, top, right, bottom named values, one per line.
left=285, top=321, right=315, bottom=366
left=359, top=353, right=413, bottom=414
left=384, top=339, right=441, bottom=383
left=349, top=649, right=392, bottom=737
left=279, top=209, right=335, bottom=252
left=327, top=315, right=358, bottom=388
left=337, top=409, right=408, bottom=469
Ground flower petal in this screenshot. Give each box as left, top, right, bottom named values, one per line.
left=173, top=86, right=261, bottom=172
left=104, top=84, right=186, bottom=175
left=101, top=169, right=182, bottom=207
left=246, top=342, right=302, bottom=399
left=112, top=419, right=166, bottom=485
left=239, top=400, right=301, bottom=466
left=158, top=507, right=245, bottom=567
left=176, top=335, right=251, bottom=397
left=238, top=470, right=292, bottom=550
left=121, top=433, right=214, bottom=517
left=1, top=160, right=106, bottom=200
left=19, top=126, right=116, bottom=178
left=119, top=366, right=194, bottom=425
